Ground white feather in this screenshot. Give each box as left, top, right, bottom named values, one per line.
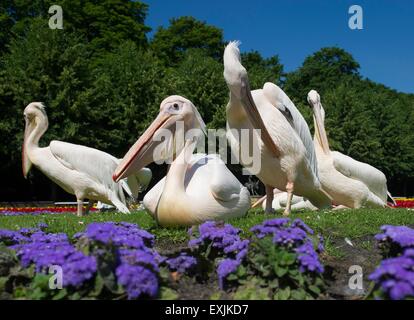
left=263, top=82, right=318, bottom=179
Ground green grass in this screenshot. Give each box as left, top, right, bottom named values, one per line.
left=1, top=208, right=413, bottom=257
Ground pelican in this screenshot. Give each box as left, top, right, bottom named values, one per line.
left=113, top=95, right=251, bottom=226
left=22, top=102, right=151, bottom=216
left=252, top=188, right=317, bottom=211
left=307, top=90, right=392, bottom=208
left=223, top=41, right=331, bottom=215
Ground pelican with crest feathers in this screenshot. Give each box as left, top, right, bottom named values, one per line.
left=307, top=90, right=392, bottom=208
left=223, top=41, right=331, bottom=215
left=113, top=95, right=250, bottom=226
left=22, top=102, right=152, bottom=216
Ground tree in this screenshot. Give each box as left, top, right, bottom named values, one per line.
left=75, top=41, right=168, bottom=155
left=0, top=0, right=150, bottom=53
left=284, top=47, right=360, bottom=100
left=151, top=16, right=224, bottom=65
left=241, top=51, right=284, bottom=89
left=0, top=18, right=91, bottom=200
left=163, top=49, right=228, bottom=129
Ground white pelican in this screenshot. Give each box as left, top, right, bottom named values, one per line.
left=22, top=102, right=151, bottom=216
left=223, top=41, right=331, bottom=215
left=113, top=95, right=251, bottom=226
left=252, top=188, right=317, bottom=212
left=307, top=90, right=392, bottom=208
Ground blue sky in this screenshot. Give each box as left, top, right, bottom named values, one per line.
left=143, top=0, right=414, bottom=94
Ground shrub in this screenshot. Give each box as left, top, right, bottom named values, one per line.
left=369, top=225, right=414, bottom=300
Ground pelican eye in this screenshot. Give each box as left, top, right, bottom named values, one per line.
left=173, top=103, right=179, bottom=110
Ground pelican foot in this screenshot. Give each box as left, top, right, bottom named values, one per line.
left=282, top=209, right=290, bottom=217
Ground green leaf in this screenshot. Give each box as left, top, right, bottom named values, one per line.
left=274, top=287, right=290, bottom=300
left=0, top=276, right=8, bottom=291
left=275, top=266, right=288, bottom=277
left=52, top=288, right=68, bottom=300
left=309, top=285, right=321, bottom=295
left=291, top=289, right=308, bottom=300
left=159, top=287, right=178, bottom=300
left=209, top=292, right=222, bottom=300
left=90, top=274, right=105, bottom=297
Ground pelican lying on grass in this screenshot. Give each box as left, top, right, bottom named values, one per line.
left=22, top=102, right=151, bottom=216
left=223, top=41, right=331, bottom=215
left=113, top=95, right=251, bottom=226
left=307, top=90, right=392, bottom=208
left=252, top=188, right=317, bottom=211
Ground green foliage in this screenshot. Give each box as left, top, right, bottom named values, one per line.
left=241, top=51, right=284, bottom=89
left=166, top=49, right=228, bottom=129
left=1, top=209, right=414, bottom=299
left=74, top=41, right=168, bottom=154
left=0, top=3, right=413, bottom=199
left=231, top=236, right=325, bottom=300
left=285, top=47, right=360, bottom=99
left=151, top=16, right=224, bottom=65
left=0, top=0, right=150, bottom=52
left=0, top=19, right=91, bottom=168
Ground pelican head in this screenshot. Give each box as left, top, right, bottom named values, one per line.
left=22, top=102, right=48, bottom=178
left=223, top=41, right=249, bottom=101
left=223, top=41, right=280, bottom=158
left=307, top=90, right=329, bottom=154
left=113, top=95, right=206, bottom=182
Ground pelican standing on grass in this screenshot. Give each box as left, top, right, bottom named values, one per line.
left=223, top=41, right=331, bottom=215
left=307, top=90, right=392, bottom=208
left=113, top=95, right=251, bottom=226
left=22, top=102, right=151, bottom=216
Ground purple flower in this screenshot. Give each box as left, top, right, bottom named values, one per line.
left=116, top=264, right=158, bottom=299
left=166, top=253, right=197, bottom=274
left=0, top=229, right=29, bottom=245
left=83, top=222, right=155, bottom=249
left=292, top=219, right=314, bottom=235
left=250, top=218, right=290, bottom=239
left=375, top=225, right=414, bottom=249
left=217, top=258, right=241, bottom=289
left=272, top=228, right=307, bottom=246
left=7, top=229, right=96, bottom=287
left=369, top=249, right=414, bottom=300
left=317, top=235, right=325, bottom=253
left=189, top=221, right=247, bottom=260
left=119, top=249, right=159, bottom=272
left=296, top=242, right=324, bottom=273
left=389, top=281, right=413, bottom=300
left=251, top=218, right=324, bottom=274
left=37, top=223, right=48, bottom=230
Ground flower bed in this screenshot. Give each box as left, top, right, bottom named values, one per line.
left=0, top=218, right=327, bottom=300
left=392, top=198, right=414, bottom=208
left=369, top=225, right=414, bottom=300
left=0, top=206, right=98, bottom=216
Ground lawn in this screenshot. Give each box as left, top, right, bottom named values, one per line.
left=1, top=207, right=413, bottom=299
left=1, top=207, right=413, bottom=256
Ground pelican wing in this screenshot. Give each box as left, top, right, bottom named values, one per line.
left=50, top=140, right=119, bottom=190
left=208, top=155, right=244, bottom=202
left=263, top=82, right=318, bottom=178
left=119, top=166, right=152, bottom=199
left=331, top=151, right=387, bottom=201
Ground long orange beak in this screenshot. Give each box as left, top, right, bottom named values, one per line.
left=113, top=112, right=174, bottom=182
left=313, top=102, right=330, bottom=154
left=22, top=117, right=33, bottom=178
left=241, top=86, right=280, bottom=158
